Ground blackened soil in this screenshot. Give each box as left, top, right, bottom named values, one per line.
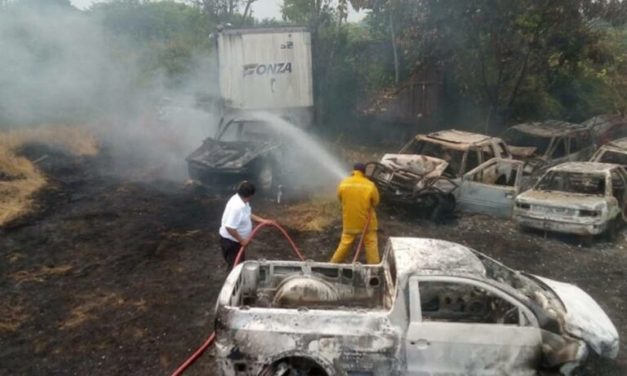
left=1, top=147, right=625, bottom=375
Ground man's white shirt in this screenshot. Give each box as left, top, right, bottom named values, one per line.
left=219, top=194, right=252, bottom=242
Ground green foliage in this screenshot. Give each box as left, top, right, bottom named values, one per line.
left=347, top=0, right=627, bottom=131
left=89, top=1, right=215, bottom=89
left=7, top=0, right=627, bottom=129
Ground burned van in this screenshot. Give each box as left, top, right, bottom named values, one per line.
left=501, top=121, right=595, bottom=176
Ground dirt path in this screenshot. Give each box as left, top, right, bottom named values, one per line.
left=1, top=148, right=625, bottom=375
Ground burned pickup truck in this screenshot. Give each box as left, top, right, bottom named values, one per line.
left=365, top=130, right=518, bottom=218
left=213, top=237, right=619, bottom=375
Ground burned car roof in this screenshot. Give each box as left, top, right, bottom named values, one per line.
left=511, top=120, right=587, bottom=137
left=607, top=136, right=627, bottom=149
left=390, top=237, right=487, bottom=279
left=417, top=129, right=498, bottom=148
left=582, top=114, right=627, bottom=130
left=549, top=161, right=619, bottom=174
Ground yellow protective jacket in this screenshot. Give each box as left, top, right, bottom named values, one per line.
left=337, top=170, right=379, bottom=234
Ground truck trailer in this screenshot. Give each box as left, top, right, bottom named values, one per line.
left=186, top=27, right=313, bottom=193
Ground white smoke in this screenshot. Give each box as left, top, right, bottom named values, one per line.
left=0, top=3, right=220, bottom=180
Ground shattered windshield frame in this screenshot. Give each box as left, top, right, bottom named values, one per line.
left=535, top=171, right=607, bottom=196
left=401, top=138, right=466, bottom=176
left=217, top=120, right=278, bottom=143
left=502, top=128, right=552, bottom=157
left=597, top=150, right=627, bottom=166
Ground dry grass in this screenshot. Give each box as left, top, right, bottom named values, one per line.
left=59, top=292, right=146, bottom=330
left=1, top=126, right=99, bottom=157
left=0, top=126, right=98, bottom=226
left=10, top=264, right=73, bottom=284
left=59, top=293, right=122, bottom=330
left=0, top=302, right=29, bottom=333
left=280, top=197, right=340, bottom=232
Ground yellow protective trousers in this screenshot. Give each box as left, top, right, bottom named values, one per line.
left=330, top=230, right=379, bottom=264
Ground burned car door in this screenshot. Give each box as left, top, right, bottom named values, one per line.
left=611, top=168, right=627, bottom=220
left=457, top=158, right=524, bottom=217
left=548, top=136, right=570, bottom=166
left=405, top=277, right=541, bottom=375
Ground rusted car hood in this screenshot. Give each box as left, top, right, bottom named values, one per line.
left=517, top=190, right=607, bottom=210
left=186, top=138, right=278, bottom=169
left=535, top=276, right=619, bottom=358
left=380, top=153, right=448, bottom=177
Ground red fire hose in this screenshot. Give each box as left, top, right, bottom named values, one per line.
left=352, top=209, right=373, bottom=263
left=170, top=221, right=305, bottom=376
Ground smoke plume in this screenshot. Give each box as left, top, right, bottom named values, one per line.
left=0, top=2, right=219, bottom=180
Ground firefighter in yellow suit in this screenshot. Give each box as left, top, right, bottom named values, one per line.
left=330, top=163, right=380, bottom=264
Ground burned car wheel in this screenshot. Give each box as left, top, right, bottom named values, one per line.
left=604, top=216, right=623, bottom=242
left=260, top=357, right=328, bottom=376
left=430, top=194, right=456, bottom=223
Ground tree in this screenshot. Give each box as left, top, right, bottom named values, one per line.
left=354, top=0, right=624, bottom=131
left=192, top=0, right=257, bottom=24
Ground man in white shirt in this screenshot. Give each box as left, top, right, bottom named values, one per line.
left=219, top=181, right=273, bottom=271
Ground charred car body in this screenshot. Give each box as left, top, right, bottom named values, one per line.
left=365, top=130, right=516, bottom=218
left=590, top=137, right=627, bottom=167
left=501, top=120, right=595, bottom=177
left=214, top=237, right=619, bottom=375
left=582, top=114, right=627, bottom=146
left=187, top=119, right=284, bottom=192
left=514, top=162, right=627, bottom=237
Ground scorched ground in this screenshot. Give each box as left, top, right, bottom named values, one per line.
left=0, top=145, right=625, bottom=375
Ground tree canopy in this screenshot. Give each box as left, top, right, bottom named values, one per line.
left=2, top=0, right=627, bottom=131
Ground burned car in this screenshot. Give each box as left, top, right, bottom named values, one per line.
left=582, top=114, right=627, bottom=146
left=590, top=137, right=627, bottom=167
left=365, top=129, right=513, bottom=218
left=187, top=119, right=284, bottom=193
left=501, top=120, right=595, bottom=176
left=514, top=162, right=627, bottom=238
left=214, top=237, right=619, bottom=375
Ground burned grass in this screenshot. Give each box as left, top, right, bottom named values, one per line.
left=0, top=145, right=626, bottom=375
left=9, top=264, right=73, bottom=285
left=0, top=126, right=98, bottom=226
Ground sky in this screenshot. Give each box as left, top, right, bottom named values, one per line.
left=69, top=0, right=367, bottom=22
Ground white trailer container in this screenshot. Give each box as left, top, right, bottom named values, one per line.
left=217, top=27, right=313, bottom=123
left=186, top=27, right=314, bottom=192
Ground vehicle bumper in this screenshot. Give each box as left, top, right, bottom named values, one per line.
left=378, top=189, right=445, bottom=206
left=187, top=160, right=252, bottom=188
left=513, top=213, right=608, bottom=235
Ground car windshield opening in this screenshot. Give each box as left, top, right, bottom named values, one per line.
left=536, top=171, right=606, bottom=195
left=403, top=140, right=465, bottom=175
left=218, top=121, right=275, bottom=142
left=502, top=128, right=551, bottom=156
left=598, top=150, right=627, bottom=166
